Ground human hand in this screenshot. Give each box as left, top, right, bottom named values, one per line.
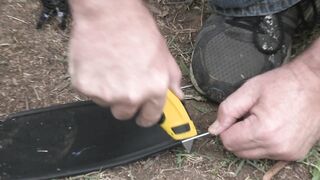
left=208, top=42, right=320, bottom=160
left=68, top=1, right=183, bottom=127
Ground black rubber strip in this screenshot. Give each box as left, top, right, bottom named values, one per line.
left=0, top=101, right=180, bottom=179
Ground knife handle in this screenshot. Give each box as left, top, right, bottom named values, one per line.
left=160, top=90, right=197, bottom=140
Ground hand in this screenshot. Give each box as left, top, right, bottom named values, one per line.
left=68, top=1, right=183, bottom=127
left=209, top=41, right=320, bottom=160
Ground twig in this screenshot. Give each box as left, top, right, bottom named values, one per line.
left=73, top=95, right=83, bottom=101
left=172, top=43, right=189, bottom=62
left=0, top=43, right=10, bottom=47
left=184, top=94, right=206, bottom=101
left=235, top=160, right=246, bottom=175
left=300, top=161, right=320, bottom=172
left=164, top=0, right=193, bottom=5
left=33, top=87, right=41, bottom=101
left=181, top=84, right=193, bottom=89
left=167, top=33, right=179, bottom=47
left=6, top=15, right=29, bottom=24
left=160, top=167, right=183, bottom=173
left=173, top=11, right=179, bottom=24
left=263, top=161, right=290, bottom=180
left=197, top=139, right=210, bottom=152
left=200, top=0, right=204, bottom=27
left=53, top=81, right=70, bottom=93
left=25, top=96, right=29, bottom=110
left=177, top=29, right=198, bottom=33
left=228, top=159, right=240, bottom=172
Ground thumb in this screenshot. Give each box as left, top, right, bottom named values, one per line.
left=209, top=80, right=260, bottom=135
left=167, top=56, right=184, bottom=99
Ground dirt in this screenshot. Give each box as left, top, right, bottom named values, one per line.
left=0, top=0, right=318, bottom=179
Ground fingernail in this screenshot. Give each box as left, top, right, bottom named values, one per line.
left=136, top=120, right=143, bottom=127
left=208, top=121, right=221, bottom=135
left=177, top=93, right=184, bottom=100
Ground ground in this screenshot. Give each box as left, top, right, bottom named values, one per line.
left=1, top=0, right=320, bottom=179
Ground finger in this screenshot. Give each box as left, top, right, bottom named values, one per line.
left=136, top=95, right=166, bottom=127
left=220, top=114, right=260, bottom=152
left=93, top=97, right=138, bottom=120
left=233, top=148, right=267, bottom=160
left=167, top=56, right=184, bottom=99
left=111, top=104, right=139, bottom=120
left=209, top=80, right=260, bottom=135
left=92, top=97, right=109, bottom=107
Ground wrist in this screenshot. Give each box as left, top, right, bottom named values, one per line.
left=68, top=0, right=160, bottom=40
left=69, top=0, right=148, bottom=23
left=287, top=38, right=320, bottom=86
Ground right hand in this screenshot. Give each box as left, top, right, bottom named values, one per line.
left=208, top=40, right=320, bottom=160
left=68, top=1, right=183, bottom=127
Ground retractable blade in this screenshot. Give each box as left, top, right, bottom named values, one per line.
left=181, top=132, right=211, bottom=153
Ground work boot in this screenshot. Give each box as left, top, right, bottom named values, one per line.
left=190, top=0, right=319, bottom=103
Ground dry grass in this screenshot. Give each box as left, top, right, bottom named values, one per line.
left=1, top=0, right=320, bottom=179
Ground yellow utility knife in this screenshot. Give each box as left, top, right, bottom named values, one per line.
left=160, top=90, right=210, bottom=152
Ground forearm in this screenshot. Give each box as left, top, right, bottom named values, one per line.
left=288, top=38, right=320, bottom=84
left=69, top=1, right=147, bottom=18
left=68, top=0, right=163, bottom=56
left=300, top=38, right=320, bottom=77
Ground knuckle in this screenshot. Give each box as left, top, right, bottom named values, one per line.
left=148, top=88, right=166, bottom=102
left=256, top=125, right=277, bottom=142
left=101, top=92, right=113, bottom=103
left=126, top=94, right=142, bottom=105
left=256, top=131, right=270, bottom=142
left=153, top=83, right=168, bottom=94
left=153, top=77, right=169, bottom=91
left=219, top=101, right=231, bottom=116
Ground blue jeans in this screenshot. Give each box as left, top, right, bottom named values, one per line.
left=209, top=0, right=301, bottom=16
